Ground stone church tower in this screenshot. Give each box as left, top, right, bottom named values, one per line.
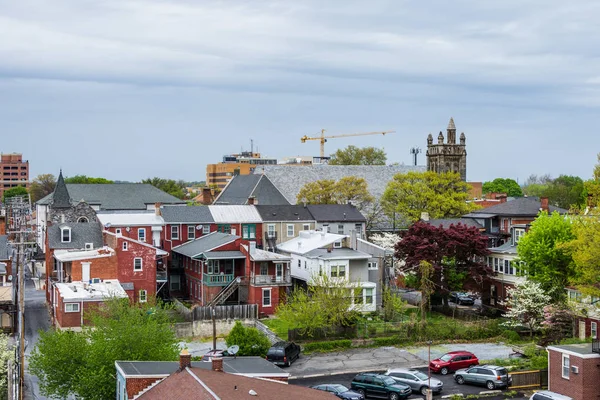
left=426, top=117, right=467, bottom=181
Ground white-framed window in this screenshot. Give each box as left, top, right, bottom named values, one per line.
left=322, top=224, right=329, bottom=232
left=330, top=265, right=346, bottom=278
left=303, top=224, right=310, bottom=231
left=333, top=241, right=342, bottom=248
left=355, top=224, right=363, bottom=238
left=262, top=288, right=272, bottom=307
left=562, top=354, right=570, bottom=379
left=138, top=228, right=146, bottom=242
left=122, top=241, right=128, bottom=251
left=65, top=303, right=80, bottom=313
left=364, top=288, right=374, bottom=305
left=139, top=290, right=147, bottom=303
left=287, top=224, right=294, bottom=237
left=337, top=224, right=344, bottom=234
left=188, top=225, right=195, bottom=240
left=115, top=228, right=122, bottom=236
left=260, top=263, right=268, bottom=275
left=171, top=225, right=179, bottom=240
left=134, top=257, right=143, bottom=271
left=368, top=261, right=378, bottom=270
left=207, top=260, right=219, bottom=274
left=61, top=227, right=71, bottom=243
left=493, top=258, right=499, bottom=272
left=202, top=225, right=210, bottom=234
left=267, top=224, right=276, bottom=238
left=514, top=228, right=525, bottom=243
left=170, top=275, right=180, bottom=291
left=592, top=322, right=598, bottom=339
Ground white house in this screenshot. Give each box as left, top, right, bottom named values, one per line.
left=277, top=230, right=377, bottom=312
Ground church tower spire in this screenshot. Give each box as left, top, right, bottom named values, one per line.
left=447, top=117, right=456, bottom=144
left=52, top=170, right=71, bottom=209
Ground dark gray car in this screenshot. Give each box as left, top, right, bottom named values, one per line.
left=454, top=365, right=512, bottom=390
left=384, top=368, right=443, bottom=396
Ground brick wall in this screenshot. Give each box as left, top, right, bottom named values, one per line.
left=55, top=289, right=81, bottom=328
left=249, top=285, right=281, bottom=315
left=126, top=377, right=164, bottom=399
left=70, top=254, right=117, bottom=281
left=115, top=237, right=157, bottom=302
left=548, top=349, right=600, bottom=400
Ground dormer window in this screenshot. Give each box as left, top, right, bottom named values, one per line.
left=61, top=227, right=71, bottom=243
left=514, top=228, right=525, bottom=244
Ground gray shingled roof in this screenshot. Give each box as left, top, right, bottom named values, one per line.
left=38, top=184, right=186, bottom=209
left=172, top=232, right=239, bottom=258
left=253, top=164, right=425, bottom=204
left=255, top=205, right=314, bottom=221
left=214, top=175, right=290, bottom=205
left=161, top=206, right=214, bottom=223
left=47, top=222, right=104, bottom=250
left=116, top=357, right=286, bottom=376
left=467, top=197, right=568, bottom=217
left=52, top=171, right=71, bottom=209
left=489, top=241, right=517, bottom=255
left=307, top=204, right=366, bottom=222
left=427, top=218, right=484, bottom=230
left=0, top=236, right=10, bottom=261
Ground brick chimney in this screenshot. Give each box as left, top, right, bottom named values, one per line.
left=247, top=196, right=255, bottom=205
left=179, top=349, right=192, bottom=371
left=540, top=197, right=549, bottom=212
left=155, top=202, right=162, bottom=216
left=212, top=357, right=223, bottom=372
left=498, top=194, right=507, bottom=204
left=202, top=188, right=212, bottom=205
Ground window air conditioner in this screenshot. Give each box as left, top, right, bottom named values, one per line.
left=571, top=366, right=579, bottom=374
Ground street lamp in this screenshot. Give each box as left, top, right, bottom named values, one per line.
left=427, top=340, right=433, bottom=400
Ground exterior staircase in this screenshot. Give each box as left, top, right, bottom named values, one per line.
left=206, top=276, right=245, bottom=307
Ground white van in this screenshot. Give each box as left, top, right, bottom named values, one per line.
left=529, top=391, right=573, bottom=400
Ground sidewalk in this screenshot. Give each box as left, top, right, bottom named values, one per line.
left=288, top=342, right=515, bottom=379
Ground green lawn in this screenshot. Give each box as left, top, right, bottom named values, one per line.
left=261, top=318, right=291, bottom=339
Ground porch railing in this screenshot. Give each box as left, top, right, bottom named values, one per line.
left=203, top=273, right=235, bottom=286
left=593, top=338, right=600, bottom=354
left=251, top=274, right=291, bottom=285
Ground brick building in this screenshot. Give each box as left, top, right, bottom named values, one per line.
left=0, top=153, right=29, bottom=198
left=547, top=343, right=600, bottom=400
left=206, top=151, right=277, bottom=190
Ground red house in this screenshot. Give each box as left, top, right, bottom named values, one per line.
left=547, top=342, right=600, bottom=400
left=160, top=205, right=215, bottom=254
left=208, top=205, right=263, bottom=248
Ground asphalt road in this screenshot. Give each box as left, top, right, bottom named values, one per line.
left=290, top=367, right=509, bottom=399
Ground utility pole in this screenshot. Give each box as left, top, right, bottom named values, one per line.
left=410, top=147, right=421, bottom=166
left=212, top=306, right=217, bottom=351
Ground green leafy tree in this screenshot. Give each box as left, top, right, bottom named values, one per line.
left=482, top=178, right=523, bottom=197
left=544, top=175, right=586, bottom=210
left=502, top=280, right=552, bottom=338
left=329, top=145, right=386, bottom=165
left=29, top=173, right=56, bottom=203
left=517, top=211, right=575, bottom=301
left=584, top=153, right=600, bottom=208
left=522, top=174, right=552, bottom=197
left=2, top=186, right=28, bottom=202
left=64, top=175, right=114, bottom=184
left=381, top=171, right=479, bottom=223
left=564, top=211, right=600, bottom=298
left=296, top=177, right=374, bottom=210
left=29, top=298, right=179, bottom=399
left=225, top=321, right=271, bottom=357
left=142, top=177, right=187, bottom=199
left=381, top=287, right=406, bottom=322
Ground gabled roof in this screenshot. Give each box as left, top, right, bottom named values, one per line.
left=253, top=164, right=425, bottom=204
left=214, top=175, right=290, bottom=205
left=427, top=218, right=484, bottom=230
left=161, top=206, right=214, bottom=224
left=307, top=204, right=366, bottom=222
left=171, top=232, right=239, bottom=258
left=0, top=236, right=10, bottom=261
left=38, top=184, right=186, bottom=209
left=276, top=231, right=347, bottom=255
left=466, top=197, right=568, bottom=217
left=47, top=222, right=104, bottom=250
left=255, top=205, right=314, bottom=222
left=208, top=205, right=262, bottom=223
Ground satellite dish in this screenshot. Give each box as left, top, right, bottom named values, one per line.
left=227, top=345, right=239, bottom=357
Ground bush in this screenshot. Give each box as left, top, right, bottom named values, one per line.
left=302, top=339, right=352, bottom=353
left=501, top=330, right=521, bottom=343
left=373, top=336, right=400, bottom=346
left=226, top=322, right=271, bottom=357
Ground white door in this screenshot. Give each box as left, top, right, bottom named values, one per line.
left=82, top=262, right=91, bottom=283
left=276, top=264, right=283, bottom=283
left=579, top=320, right=586, bottom=340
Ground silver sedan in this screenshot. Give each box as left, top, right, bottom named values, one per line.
left=384, top=368, right=444, bottom=396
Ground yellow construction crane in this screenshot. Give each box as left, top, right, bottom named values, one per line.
left=300, top=129, right=395, bottom=158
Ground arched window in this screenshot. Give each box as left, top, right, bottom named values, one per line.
left=77, top=217, right=89, bottom=223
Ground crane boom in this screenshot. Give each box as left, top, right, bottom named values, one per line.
left=300, top=129, right=395, bottom=158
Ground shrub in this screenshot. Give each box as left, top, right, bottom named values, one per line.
left=501, top=330, right=521, bottom=343
left=302, top=339, right=352, bottom=353
left=373, top=336, right=399, bottom=346
left=226, top=322, right=271, bottom=357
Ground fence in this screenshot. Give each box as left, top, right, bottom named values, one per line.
left=254, top=320, right=284, bottom=344
left=192, top=304, right=258, bottom=321
left=510, top=369, right=548, bottom=389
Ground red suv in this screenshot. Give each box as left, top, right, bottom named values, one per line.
left=429, top=351, right=478, bottom=375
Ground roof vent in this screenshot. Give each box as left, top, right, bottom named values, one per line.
left=249, top=390, right=257, bottom=396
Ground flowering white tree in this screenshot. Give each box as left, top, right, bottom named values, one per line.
left=369, top=233, right=402, bottom=269
left=502, top=281, right=552, bottom=338
left=0, top=334, right=14, bottom=397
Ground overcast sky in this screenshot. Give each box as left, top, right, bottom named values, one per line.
left=1, top=0, right=599, bottom=183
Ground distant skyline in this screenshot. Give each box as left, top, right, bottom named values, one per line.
left=1, top=1, right=599, bottom=183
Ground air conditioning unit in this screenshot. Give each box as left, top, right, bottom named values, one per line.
left=91, top=278, right=101, bottom=284
left=196, top=225, right=203, bottom=230
left=85, top=243, right=93, bottom=250
left=571, top=365, right=579, bottom=374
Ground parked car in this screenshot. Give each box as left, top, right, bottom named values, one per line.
left=384, top=368, right=443, bottom=396
left=449, top=292, right=475, bottom=305
left=350, top=372, right=412, bottom=400
left=200, top=349, right=229, bottom=361
left=311, top=384, right=365, bottom=400
left=429, top=350, right=479, bottom=375
left=265, top=341, right=301, bottom=367
left=529, top=391, right=573, bottom=400
left=454, top=365, right=512, bottom=390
